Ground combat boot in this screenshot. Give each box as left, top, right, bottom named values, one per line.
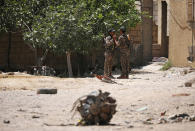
left=108, top=75, right=115, bottom=79
left=117, top=75, right=128, bottom=79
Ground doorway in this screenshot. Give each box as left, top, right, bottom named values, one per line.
left=161, top=1, right=169, bottom=58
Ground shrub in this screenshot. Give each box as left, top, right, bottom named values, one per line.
left=160, top=61, right=172, bottom=71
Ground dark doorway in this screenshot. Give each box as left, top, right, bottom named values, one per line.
left=161, top=1, right=169, bottom=58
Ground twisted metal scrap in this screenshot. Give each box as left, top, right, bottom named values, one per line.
left=71, top=90, right=117, bottom=125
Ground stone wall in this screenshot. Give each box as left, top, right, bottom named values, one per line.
left=129, top=23, right=158, bottom=45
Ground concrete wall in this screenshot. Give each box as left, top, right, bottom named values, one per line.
left=169, top=0, right=195, bottom=67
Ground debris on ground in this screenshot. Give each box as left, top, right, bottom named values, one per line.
left=37, top=88, right=57, bottom=94
left=43, top=123, right=74, bottom=126
left=146, top=118, right=154, bottom=121
left=160, top=111, right=166, bottom=116
left=189, top=115, right=195, bottom=121
left=158, top=113, right=195, bottom=124
left=17, top=108, right=27, bottom=112
left=183, top=69, right=188, bottom=75
left=142, top=120, right=153, bottom=125
left=185, top=82, right=192, bottom=87
left=184, top=78, right=195, bottom=87
left=127, top=125, right=134, bottom=128
left=158, top=118, right=168, bottom=124
left=94, top=74, right=117, bottom=84
left=189, top=68, right=195, bottom=73
left=32, top=66, right=55, bottom=76
left=168, top=113, right=189, bottom=120
left=7, top=72, right=14, bottom=75
left=172, top=93, right=190, bottom=97
left=188, top=104, right=195, bottom=106
left=3, top=120, right=10, bottom=124
left=168, top=113, right=190, bottom=123
left=152, top=57, right=168, bottom=62
left=71, top=90, right=117, bottom=125
left=32, top=115, right=40, bottom=119
left=136, top=106, right=148, bottom=112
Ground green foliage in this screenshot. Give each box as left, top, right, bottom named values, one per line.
left=0, top=0, right=61, bottom=32
left=160, top=61, right=172, bottom=71
left=0, top=0, right=141, bottom=54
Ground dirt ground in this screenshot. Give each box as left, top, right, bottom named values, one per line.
left=0, top=62, right=195, bottom=131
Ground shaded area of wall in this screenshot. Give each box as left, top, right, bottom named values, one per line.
left=0, top=33, right=9, bottom=68
left=169, top=0, right=195, bottom=67
left=0, top=32, right=35, bottom=70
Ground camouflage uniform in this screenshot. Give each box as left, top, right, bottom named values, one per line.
left=104, top=36, right=115, bottom=77
left=118, top=34, right=130, bottom=76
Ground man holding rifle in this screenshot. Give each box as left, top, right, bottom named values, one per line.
left=114, top=26, right=130, bottom=79
left=103, top=29, right=116, bottom=79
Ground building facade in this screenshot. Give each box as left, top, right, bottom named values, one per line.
left=157, top=0, right=195, bottom=67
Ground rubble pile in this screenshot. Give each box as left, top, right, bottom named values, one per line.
left=32, top=66, right=55, bottom=76
left=159, top=113, right=195, bottom=124
left=72, top=90, right=117, bottom=125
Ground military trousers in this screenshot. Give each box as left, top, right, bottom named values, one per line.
left=120, top=50, right=130, bottom=76
left=104, top=51, right=114, bottom=77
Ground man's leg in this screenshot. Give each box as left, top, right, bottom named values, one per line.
left=117, top=54, right=126, bottom=79
left=104, top=52, right=109, bottom=76
left=126, top=52, right=130, bottom=77
left=108, top=55, right=115, bottom=78
left=121, top=55, right=126, bottom=76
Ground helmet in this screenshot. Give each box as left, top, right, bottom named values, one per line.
left=108, top=28, right=115, bottom=33
left=120, top=26, right=126, bottom=33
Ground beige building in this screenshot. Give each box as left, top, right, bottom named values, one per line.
left=156, top=0, right=195, bottom=67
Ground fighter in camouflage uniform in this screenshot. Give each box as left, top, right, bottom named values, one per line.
left=115, top=26, right=130, bottom=79
left=103, top=29, right=116, bottom=79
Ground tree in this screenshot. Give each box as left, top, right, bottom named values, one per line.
left=0, top=0, right=140, bottom=76
left=0, top=0, right=64, bottom=67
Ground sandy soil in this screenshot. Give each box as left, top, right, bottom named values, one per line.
left=0, top=62, right=195, bottom=131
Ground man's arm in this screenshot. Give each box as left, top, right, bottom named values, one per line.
left=113, top=35, right=120, bottom=47
left=105, top=37, right=114, bottom=47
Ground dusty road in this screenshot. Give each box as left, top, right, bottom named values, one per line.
left=0, top=62, right=195, bottom=131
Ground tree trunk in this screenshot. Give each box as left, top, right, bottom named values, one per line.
left=7, top=32, right=12, bottom=69
left=66, top=51, right=73, bottom=77
left=37, top=49, right=48, bottom=66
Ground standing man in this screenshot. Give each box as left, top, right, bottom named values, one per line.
left=103, top=29, right=116, bottom=79
left=114, top=26, right=130, bottom=79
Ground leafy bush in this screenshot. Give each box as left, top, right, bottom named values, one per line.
left=160, top=61, right=172, bottom=71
